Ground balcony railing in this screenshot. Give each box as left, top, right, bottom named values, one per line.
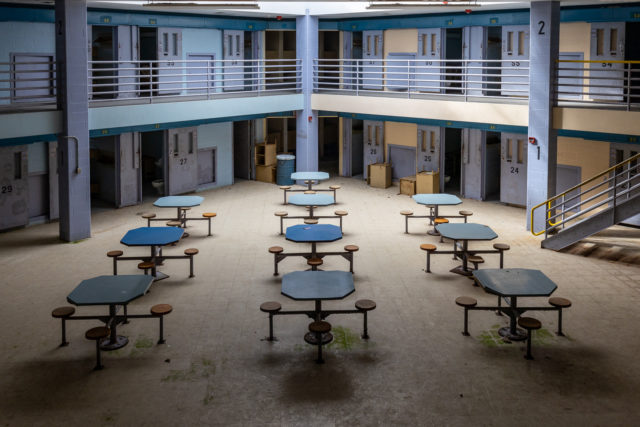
left=0, top=59, right=57, bottom=108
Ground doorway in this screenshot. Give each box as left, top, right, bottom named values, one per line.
left=91, top=26, right=116, bottom=99
left=319, top=117, right=339, bottom=175
left=444, top=28, right=463, bottom=94
left=233, top=121, right=252, bottom=180
left=319, top=31, right=339, bottom=89
left=89, top=136, right=117, bottom=209
left=483, top=131, right=501, bottom=200
left=442, top=128, right=462, bottom=194
left=139, top=27, right=158, bottom=97
left=626, top=22, right=640, bottom=104
left=486, top=27, right=502, bottom=96
left=140, top=131, right=165, bottom=200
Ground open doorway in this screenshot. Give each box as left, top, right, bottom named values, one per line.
left=140, top=131, right=165, bottom=200
left=139, top=27, right=157, bottom=97
left=483, top=131, right=501, bottom=200
left=89, top=136, right=117, bottom=209
left=626, top=22, right=640, bottom=104
left=319, top=31, right=339, bottom=89
left=91, top=26, right=116, bottom=99
left=442, top=128, right=462, bottom=194
left=485, top=27, right=502, bottom=96
left=319, top=117, right=339, bottom=175
left=444, top=28, right=463, bottom=94
left=233, top=121, right=252, bottom=180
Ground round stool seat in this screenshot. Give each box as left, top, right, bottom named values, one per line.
left=202, top=212, right=217, bottom=218
left=304, top=218, right=319, bottom=224
left=400, top=210, right=413, bottom=216
left=307, top=257, right=323, bottom=267
left=344, top=245, right=359, bottom=252
left=493, top=243, right=510, bottom=250
left=138, top=261, right=155, bottom=270
left=468, top=255, right=484, bottom=264
left=459, top=210, right=473, bottom=216
left=304, top=190, right=316, bottom=195
left=355, top=299, right=376, bottom=311
left=518, top=317, right=541, bottom=330
left=184, top=248, right=199, bottom=256
left=420, top=243, right=437, bottom=252
left=107, top=250, right=123, bottom=258
left=455, top=296, right=478, bottom=308
left=166, top=220, right=182, bottom=227
left=141, top=213, right=156, bottom=219
left=150, top=304, right=173, bottom=316
left=548, top=297, right=572, bottom=308
left=280, top=186, right=291, bottom=190
left=335, top=210, right=348, bottom=216
left=268, top=246, right=284, bottom=254
left=260, top=301, right=282, bottom=313
left=52, top=306, right=75, bottom=318
left=274, top=211, right=288, bottom=217
left=85, top=326, right=110, bottom=340
left=329, top=185, right=341, bottom=190
left=434, top=217, right=449, bottom=225
left=308, top=321, right=332, bottom=334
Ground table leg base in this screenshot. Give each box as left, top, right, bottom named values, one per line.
left=427, top=229, right=440, bottom=236
left=304, top=332, right=333, bottom=345
left=153, top=271, right=170, bottom=281
left=100, top=335, right=129, bottom=351
left=450, top=266, right=473, bottom=277
left=498, top=327, right=527, bottom=341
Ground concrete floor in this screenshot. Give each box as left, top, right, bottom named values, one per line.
left=1, top=178, right=639, bottom=426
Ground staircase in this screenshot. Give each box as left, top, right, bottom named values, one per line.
left=531, top=153, right=640, bottom=250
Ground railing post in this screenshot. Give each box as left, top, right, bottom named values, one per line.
left=560, top=195, right=565, bottom=229
left=356, top=61, right=359, bottom=96
left=627, top=62, right=632, bottom=112
left=464, top=60, right=468, bottom=102
left=407, top=60, right=410, bottom=99
left=149, top=62, right=153, bottom=102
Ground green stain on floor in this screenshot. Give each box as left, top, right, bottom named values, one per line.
left=161, top=358, right=216, bottom=383
left=478, top=324, right=561, bottom=347
left=327, top=326, right=362, bottom=350
left=135, top=335, right=154, bottom=349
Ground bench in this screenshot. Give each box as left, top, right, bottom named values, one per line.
left=150, top=304, right=173, bottom=344
left=275, top=210, right=348, bottom=232
left=401, top=209, right=473, bottom=234
left=268, top=244, right=359, bottom=275
left=142, top=211, right=216, bottom=237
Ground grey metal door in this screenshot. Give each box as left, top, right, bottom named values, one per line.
left=388, top=145, right=416, bottom=180
left=198, top=148, right=216, bottom=185
left=463, top=26, right=486, bottom=97
left=187, top=54, right=214, bottom=95
left=362, top=30, right=383, bottom=89
left=556, top=164, right=582, bottom=215
left=0, top=146, right=28, bottom=230
left=462, top=129, right=483, bottom=200
left=500, top=132, right=528, bottom=206
left=251, top=31, right=263, bottom=91
left=611, top=143, right=640, bottom=225
left=117, top=25, right=138, bottom=98
left=501, top=25, right=529, bottom=96
left=157, top=28, right=182, bottom=94
left=117, top=132, right=141, bottom=207
left=166, top=127, right=198, bottom=195
left=558, top=52, right=585, bottom=100
left=48, top=141, right=59, bottom=220
left=590, top=22, right=625, bottom=100
left=341, top=117, right=352, bottom=176
left=417, top=125, right=440, bottom=173
left=342, top=31, right=354, bottom=89
left=27, top=142, right=49, bottom=221
left=224, top=30, right=243, bottom=92
left=363, top=120, right=384, bottom=179
left=417, top=28, right=441, bottom=93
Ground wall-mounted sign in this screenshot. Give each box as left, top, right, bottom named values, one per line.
left=149, top=18, right=157, bottom=25
left=490, top=17, right=499, bottom=25
left=100, top=16, right=111, bottom=24
left=101, top=129, right=109, bottom=135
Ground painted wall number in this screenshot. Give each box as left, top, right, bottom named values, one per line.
left=511, top=61, right=521, bottom=67
left=424, top=155, right=432, bottom=162
left=370, top=149, right=377, bottom=155
left=510, top=167, right=519, bottom=174
left=538, top=20, right=545, bottom=35
left=601, top=62, right=613, bottom=68
left=179, top=158, right=187, bottom=165
left=1, top=185, right=13, bottom=193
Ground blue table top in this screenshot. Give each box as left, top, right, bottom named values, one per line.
left=153, top=196, right=204, bottom=208
left=67, top=275, right=153, bottom=306
left=412, top=194, right=462, bottom=206
left=282, top=271, right=355, bottom=301
left=473, top=269, right=558, bottom=298
left=121, top=227, right=184, bottom=246
left=288, top=193, right=334, bottom=207
left=285, top=224, right=342, bottom=243
left=290, top=171, right=330, bottom=181
left=436, top=223, right=498, bottom=241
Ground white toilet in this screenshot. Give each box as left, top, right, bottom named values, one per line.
left=151, top=179, right=164, bottom=195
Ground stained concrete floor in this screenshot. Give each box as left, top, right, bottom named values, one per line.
left=1, top=178, right=639, bottom=426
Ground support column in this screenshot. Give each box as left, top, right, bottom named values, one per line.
left=55, top=0, right=91, bottom=241
left=526, top=1, right=560, bottom=232
left=295, top=10, right=319, bottom=172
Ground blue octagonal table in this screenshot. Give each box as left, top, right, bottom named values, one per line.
left=286, top=224, right=342, bottom=258
left=67, top=275, right=153, bottom=350
left=291, top=171, right=330, bottom=190
left=121, top=227, right=184, bottom=280
left=154, top=195, right=204, bottom=228
left=473, top=269, right=558, bottom=341
left=412, top=193, right=462, bottom=235
left=288, top=193, right=335, bottom=217
left=436, top=223, right=498, bottom=276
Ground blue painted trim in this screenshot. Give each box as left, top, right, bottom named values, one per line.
left=558, top=129, right=640, bottom=145
left=0, top=133, right=57, bottom=147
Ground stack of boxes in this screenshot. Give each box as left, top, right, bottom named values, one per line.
left=255, top=142, right=277, bottom=183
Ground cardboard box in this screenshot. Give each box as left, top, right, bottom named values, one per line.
left=416, top=170, right=439, bottom=194
left=399, top=175, right=417, bottom=196
left=368, top=163, right=392, bottom=189
left=256, top=164, right=276, bottom=183
left=255, top=142, right=277, bottom=166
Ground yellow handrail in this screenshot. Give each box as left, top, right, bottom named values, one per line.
left=531, top=152, right=640, bottom=236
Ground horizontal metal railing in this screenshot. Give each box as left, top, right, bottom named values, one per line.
left=313, top=58, right=530, bottom=101
left=0, top=60, right=57, bottom=107
left=555, top=59, right=640, bottom=110
left=531, top=152, right=640, bottom=237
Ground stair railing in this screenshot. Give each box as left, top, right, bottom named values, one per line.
left=531, top=152, right=640, bottom=238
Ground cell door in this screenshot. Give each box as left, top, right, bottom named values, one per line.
left=223, top=30, right=243, bottom=92
left=500, top=133, right=528, bottom=206
left=48, top=141, right=59, bottom=220
left=187, top=54, right=215, bottom=95
left=342, top=31, right=354, bottom=90
left=166, top=127, right=198, bottom=195
left=251, top=31, right=263, bottom=91
left=157, top=28, right=182, bottom=94
left=363, top=121, right=384, bottom=179
left=0, top=146, right=28, bottom=230
left=501, top=25, right=529, bottom=97
left=590, top=22, right=625, bottom=100
left=611, top=143, right=640, bottom=225
left=417, top=125, right=440, bottom=173
left=388, top=145, right=416, bottom=180
left=117, top=132, right=141, bottom=207
left=462, top=129, right=484, bottom=200
left=417, top=29, right=441, bottom=93
left=117, top=25, right=139, bottom=98
left=463, top=26, right=486, bottom=97
left=362, top=30, right=383, bottom=90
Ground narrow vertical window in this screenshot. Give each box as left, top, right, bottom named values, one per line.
left=163, top=33, right=168, bottom=55
left=172, top=33, right=178, bottom=56
left=517, top=139, right=524, bottom=164
left=188, top=132, right=194, bottom=154
left=366, top=36, right=371, bottom=55
left=173, top=134, right=179, bottom=156
left=430, top=131, right=436, bottom=152
left=610, top=28, right=618, bottom=55
left=421, top=130, right=427, bottom=152
left=596, top=29, right=604, bottom=56
left=421, top=35, right=426, bottom=56
left=367, top=125, right=372, bottom=143
left=375, top=126, right=380, bottom=146
left=518, top=31, right=525, bottom=56
left=431, top=34, right=436, bottom=56
left=374, top=36, right=379, bottom=56
left=236, top=35, right=241, bottom=56
left=506, top=138, right=513, bottom=161
left=228, top=36, right=233, bottom=57
left=14, top=152, right=22, bottom=179
left=507, top=32, right=513, bottom=54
